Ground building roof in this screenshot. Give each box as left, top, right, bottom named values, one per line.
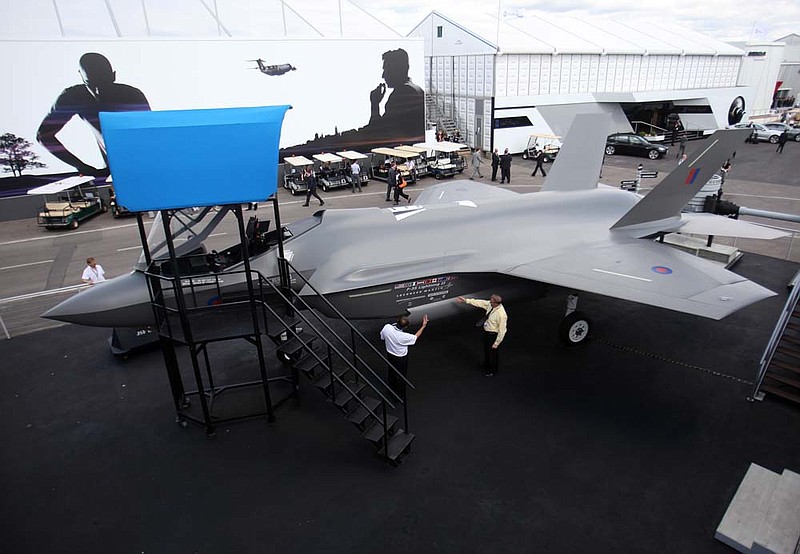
left=416, top=10, right=744, bottom=57
left=0, top=0, right=401, bottom=39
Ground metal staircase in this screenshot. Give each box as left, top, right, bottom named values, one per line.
left=264, top=257, right=416, bottom=464
left=751, top=270, right=800, bottom=406
left=425, top=92, right=459, bottom=137
left=142, top=207, right=416, bottom=464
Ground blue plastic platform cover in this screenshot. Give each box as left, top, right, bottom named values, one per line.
left=100, top=105, right=291, bottom=211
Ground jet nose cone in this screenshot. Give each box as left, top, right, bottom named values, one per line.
left=42, top=271, right=154, bottom=328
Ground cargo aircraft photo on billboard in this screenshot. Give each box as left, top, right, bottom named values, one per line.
left=44, top=115, right=786, bottom=345
left=249, top=59, right=296, bottom=76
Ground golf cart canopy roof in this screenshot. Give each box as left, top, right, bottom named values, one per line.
left=312, top=153, right=343, bottom=163
left=336, top=150, right=368, bottom=160
left=284, top=156, right=314, bottom=167
left=413, top=141, right=467, bottom=153
left=27, top=176, right=95, bottom=196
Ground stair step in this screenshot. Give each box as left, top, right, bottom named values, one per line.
left=377, top=429, right=415, bottom=462
left=764, top=372, right=800, bottom=390
left=361, top=415, right=398, bottom=444
left=715, top=463, right=781, bottom=552
left=761, top=384, right=800, bottom=404
left=293, top=351, right=323, bottom=377
left=770, top=359, right=800, bottom=376
left=775, top=345, right=800, bottom=360
left=333, top=382, right=365, bottom=408
left=751, top=470, right=800, bottom=554
left=276, top=332, right=316, bottom=359
left=312, top=366, right=350, bottom=390
left=345, top=396, right=382, bottom=427
left=780, top=334, right=800, bottom=347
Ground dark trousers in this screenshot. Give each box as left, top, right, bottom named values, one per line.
left=394, top=186, right=410, bottom=203
left=304, top=188, right=323, bottom=205
left=387, top=353, right=409, bottom=400
left=777, top=142, right=786, bottom=153
left=491, top=164, right=499, bottom=181
left=500, top=167, right=510, bottom=183
left=386, top=182, right=394, bottom=200
left=482, top=331, right=499, bottom=375
left=532, top=162, right=546, bottom=176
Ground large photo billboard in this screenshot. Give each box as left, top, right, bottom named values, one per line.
left=0, top=38, right=425, bottom=183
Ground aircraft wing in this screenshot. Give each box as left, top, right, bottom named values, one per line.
left=414, top=180, right=517, bottom=206
left=503, top=239, right=775, bottom=319
left=678, top=213, right=789, bottom=239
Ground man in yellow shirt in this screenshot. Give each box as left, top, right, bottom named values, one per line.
left=456, top=295, right=508, bottom=376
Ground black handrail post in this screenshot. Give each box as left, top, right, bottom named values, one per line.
left=162, top=210, right=214, bottom=436
left=235, top=204, right=276, bottom=423
left=382, top=402, right=389, bottom=462
left=350, top=328, right=358, bottom=379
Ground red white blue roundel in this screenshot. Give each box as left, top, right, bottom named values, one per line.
left=651, top=266, right=673, bottom=275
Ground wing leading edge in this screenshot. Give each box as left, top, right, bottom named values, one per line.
left=503, top=240, right=775, bottom=320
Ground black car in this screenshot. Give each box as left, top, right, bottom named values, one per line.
left=605, top=133, right=669, bottom=160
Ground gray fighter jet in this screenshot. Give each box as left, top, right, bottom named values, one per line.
left=44, top=115, right=785, bottom=344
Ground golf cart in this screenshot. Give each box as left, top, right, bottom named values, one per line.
left=283, top=156, right=314, bottom=196
left=337, top=150, right=370, bottom=188
left=394, top=144, right=429, bottom=178
left=313, top=153, right=349, bottom=192
left=521, top=134, right=562, bottom=162
left=413, top=141, right=467, bottom=179
left=28, top=176, right=107, bottom=230
left=370, top=147, right=419, bottom=184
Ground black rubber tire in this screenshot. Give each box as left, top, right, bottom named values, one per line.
left=70, top=219, right=79, bottom=230
left=648, top=149, right=660, bottom=160
left=769, top=135, right=779, bottom=144
left=605, top=145, right=615, bottom=155
left=559, top=311, right=591, bottom=346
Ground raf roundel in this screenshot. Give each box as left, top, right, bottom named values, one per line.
left=651, top=266, right=673, bottom=275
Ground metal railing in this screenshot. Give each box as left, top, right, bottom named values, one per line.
left=749, top=268, right=800, bottom=400
left=144, top=255, right=411, bottom=452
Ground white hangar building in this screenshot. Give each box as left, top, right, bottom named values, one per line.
left=409, top=11, right=753, bottom=154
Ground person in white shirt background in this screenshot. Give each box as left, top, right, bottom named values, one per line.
left=81, top=256, right=106, bottom=285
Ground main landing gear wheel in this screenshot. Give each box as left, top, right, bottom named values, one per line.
left=559, top=311, right=591, bottom=346
left=605, top=145, right=615, bottom=155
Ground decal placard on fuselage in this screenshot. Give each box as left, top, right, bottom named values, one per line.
left=394, top=275, right=457, bottom=305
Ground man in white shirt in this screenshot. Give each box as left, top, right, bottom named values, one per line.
left=379, top=314, right=428, bottom=400
left=81, top=256, right=106, bottom=285
left=350, top=160, right=362, bottom=193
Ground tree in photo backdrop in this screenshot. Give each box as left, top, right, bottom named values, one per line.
left=0, top=133, right=46, bottom=177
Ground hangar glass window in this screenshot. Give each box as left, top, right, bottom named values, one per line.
left=494, top=116, right=533, bottom=129
left=437, top=26, right=443, bottom=38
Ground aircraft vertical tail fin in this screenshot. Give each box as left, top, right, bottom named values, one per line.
left=611, top=128, right=749, bottom=230
left=541, top=113, right=611, bottom=192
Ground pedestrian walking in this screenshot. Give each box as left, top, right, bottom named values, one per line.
left=470, top=148, right=484, bottom=179
left=302, top=168, right=325, bottom=207
left=676, top=135, right=687, bottom=159
left=531, top=149, right=547, bottom=177
left=81, top=257, right=106, bottom=285
left=777, top=131, right=788, bottom=153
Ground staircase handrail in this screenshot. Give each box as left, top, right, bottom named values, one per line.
left=282, top=257, right=415, bottom=393
left=631, top=120, right=668, bottom=136
left=750, top=268, right=800, bottom=399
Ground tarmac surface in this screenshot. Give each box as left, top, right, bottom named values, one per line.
left=1, top=138, right=800, bottom=553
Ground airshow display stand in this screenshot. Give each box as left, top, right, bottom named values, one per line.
left=100, top=106, right=417, bottom=462
left=103, top=105, right=294, bottom=435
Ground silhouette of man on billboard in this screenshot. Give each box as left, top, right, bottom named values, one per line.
left=367, top=48, right=424, bottom=140
left=37, top=52, right=151, bottom=177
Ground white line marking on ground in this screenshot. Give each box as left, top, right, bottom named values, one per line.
left=0, top=259, right=54, bottom=271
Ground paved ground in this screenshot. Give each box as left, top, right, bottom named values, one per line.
left=1, top=138, right=799, bottom=553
